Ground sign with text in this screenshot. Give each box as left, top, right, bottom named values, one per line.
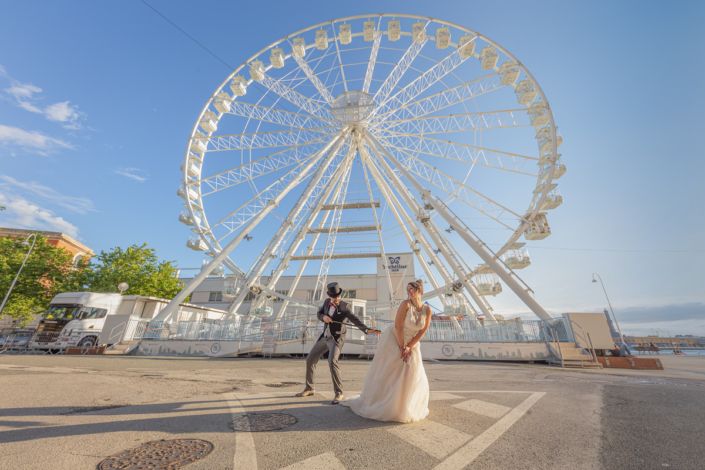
left=377, top=252, right=413, bottom=274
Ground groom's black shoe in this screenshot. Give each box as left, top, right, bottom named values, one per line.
left=295, top=388, right=315, bottom=397
left=331, top=393, right=344, bottom=404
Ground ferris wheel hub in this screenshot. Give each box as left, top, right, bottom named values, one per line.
left=331, top=90, right=374, bottom=126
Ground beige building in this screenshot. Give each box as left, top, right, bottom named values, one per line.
left=0, top=227, right=94, bottom=265
left=186, top=252, right=416, bottom=320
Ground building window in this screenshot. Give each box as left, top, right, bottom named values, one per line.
left=208, top=291, right=223, bottom=302
left=342, top=289, right=356, bottom=299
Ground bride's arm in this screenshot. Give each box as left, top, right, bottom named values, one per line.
left=394, top=301, right=408, bottom=351
left=405, top=306, right=433, bottom=350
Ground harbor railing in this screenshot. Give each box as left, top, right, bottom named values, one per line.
left=122, top=314, right=573, bottom=345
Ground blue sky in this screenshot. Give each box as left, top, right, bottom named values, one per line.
left=1, top=1, right=704, bottom=335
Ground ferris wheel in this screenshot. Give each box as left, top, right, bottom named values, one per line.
left=165, top=14, right=565, bottom=323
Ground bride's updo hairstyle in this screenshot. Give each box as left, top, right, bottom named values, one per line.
left=407, top=280, right=422, bottom=293
left=407, top=279, right=424, bottom=310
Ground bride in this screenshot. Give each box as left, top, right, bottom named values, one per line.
left=341, top=279, right=432, bottom=423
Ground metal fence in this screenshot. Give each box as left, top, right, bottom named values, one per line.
left=424, top=317, right=573, bottom=343
left=125, top=314, right=573, bottom=345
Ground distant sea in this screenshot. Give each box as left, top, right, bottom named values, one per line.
left=633, top=349, right=705, bottom=357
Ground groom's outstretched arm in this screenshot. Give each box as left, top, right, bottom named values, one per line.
left=342, top=306, right=376, bottom=334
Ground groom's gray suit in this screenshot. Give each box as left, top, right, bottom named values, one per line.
left=304, top=297, right=373, bottom=396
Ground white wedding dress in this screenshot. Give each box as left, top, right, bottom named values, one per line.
left=342, top=302, right=430, bottom=423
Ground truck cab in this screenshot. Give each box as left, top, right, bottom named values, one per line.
left=31, top=293, right=123, bottom=351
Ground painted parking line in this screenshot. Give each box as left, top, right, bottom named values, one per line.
left=387, top=419, right=472, bottom=459
left=280, top=452, right=346, bottom=470
left=452, top=398, right=511, bottom=419
left=434, top=392, right=546, bottom=470
left=227, top=390, right=545, bottom=469
left=226, top=392, right=258, bottom=470
left=429, top=391, right=464, bottom=401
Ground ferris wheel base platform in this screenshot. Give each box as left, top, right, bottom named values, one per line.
left=131, top=338, right=553, bottom=362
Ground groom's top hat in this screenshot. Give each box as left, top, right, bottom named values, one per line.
left=326, top=282, right=343, bottom=298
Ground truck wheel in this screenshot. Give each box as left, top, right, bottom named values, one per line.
left=78, top=337, right=97, bottom=348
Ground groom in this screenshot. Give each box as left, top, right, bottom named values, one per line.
left=296, top=282, right=380, bottom=404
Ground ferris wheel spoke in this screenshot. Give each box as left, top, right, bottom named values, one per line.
left=206, top=128, right=333, bottom=152
left=213, top=165, right=313, bottom=239
left=257, top=73, right=334, bottom=121
left=376, top=135, right=538, bottom=177
left=229, top=137, right=355, bottom=312
left=376, top=132, right=538, bottom=163
left=374, top=132, right=539, bottom=176
left=360, top=153, right=395, bottom=304
left=258, top=140, right=354, bottom=275
left=226, top=101, right=335, bottom=129
left=362, top=138, right=495, bottom=319
left=362, top=24, right=383, bottom=94
left=292, top=54, right=335, bottom=103
left=312, top=152, right=355, bottom=300
left=200, top=143, right=325, bottom=196
left=361, top=145, right=461, bottom=288
left=369, top=46, right=470, bottom=122
left=370, top=73, right=503, bottom=125
left=371, top=20, right=429, bottom=107
left=376, top=141, right=522, bottom=230
left=330, top=20, right=350, bottom=93
left=378, top=109, right=529, bottom=135
left=212, top=135, right=346, bottom=238
left=360, top=147, right=453, bottom=308
left=264, top=157, right=355, bottom=318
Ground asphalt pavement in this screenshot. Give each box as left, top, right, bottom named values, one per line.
left=0, top=355, right=703, bottom=469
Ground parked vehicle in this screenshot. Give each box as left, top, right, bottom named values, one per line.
left=0, top=328, right=35, bottom=351
left=30, top=293, right=123, bottom=351
left=29, top=292, right=231, bottom=352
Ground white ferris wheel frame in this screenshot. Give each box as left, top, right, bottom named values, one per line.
left=159, top=14, right=564, bottom=323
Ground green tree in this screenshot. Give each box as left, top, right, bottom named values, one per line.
left=86, top=243, right=183, bottom=298
left=0, top=236, right=88, bottom=324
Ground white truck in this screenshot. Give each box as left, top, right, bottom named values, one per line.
left=30, top=292, right=229, bottom=352
left=30, top=292, right=123, bottom=351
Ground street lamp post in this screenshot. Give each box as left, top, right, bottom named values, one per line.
left=0, top=233, right=38, bottom=315
left=592, top=272, right=625, bottom=345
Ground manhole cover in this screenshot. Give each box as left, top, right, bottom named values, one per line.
left=231, top=413, right=297, bottom=432
left=97, top=439, right=213, bottom=469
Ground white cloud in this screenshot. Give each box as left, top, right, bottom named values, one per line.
left=0, top=175, right=95, bottom=214
left=0, top=192, right=79, bottom=238
left=1, top=67, right=85, bottom=129
left=114, top=167, right=148, bottom=183
left=43, top=101, right=82, bottom=129
left=0, top=124, right=73, bottom=155
left=5, top=82, right=42, bottom=100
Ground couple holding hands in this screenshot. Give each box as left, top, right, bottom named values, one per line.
left=296, top=280, right=432, bottom=423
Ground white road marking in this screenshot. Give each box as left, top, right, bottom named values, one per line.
left=429, top=391, right=464, bottom=401
left=452, top=398, right=511, bottom=419
left=225, top=392, right=258, bottom=470
left=281, top=452, right=346, bottom=470
left=387, top=419, right=472, bottom=459
left=433, top=392, right=546, bottom=470
left=228, top=389, right=546, bottom=469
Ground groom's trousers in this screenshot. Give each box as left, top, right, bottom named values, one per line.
left=305, top=335, right=344, bottom=395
